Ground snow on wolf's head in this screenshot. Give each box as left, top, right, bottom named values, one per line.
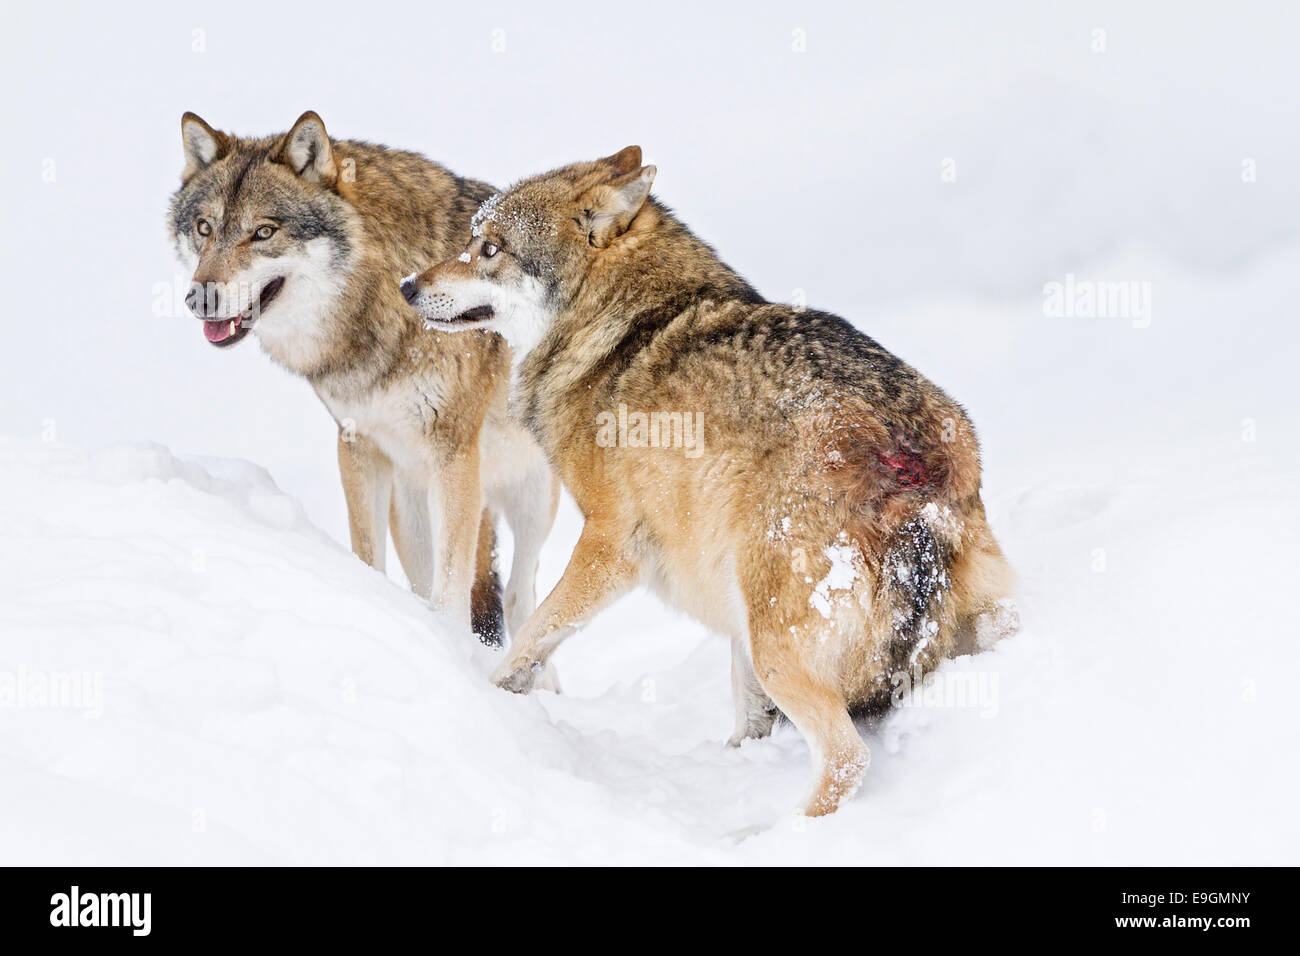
left=402, top=146, right=656, bottom=359
left=168, top=111, right=359, bottom=366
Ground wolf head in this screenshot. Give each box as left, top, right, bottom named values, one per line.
left=402, top=146, right=656, bottom=357
left=169, top=111, right=360, bottom=365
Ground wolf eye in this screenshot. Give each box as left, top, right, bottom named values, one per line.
left=482, top=241, right=499, bottom=259
left=252, top=225, right=277, bottom=241
left=196, top=219, right=211, bottom=236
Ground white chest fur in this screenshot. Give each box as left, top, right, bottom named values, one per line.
left=318, top=378, right=447, bottom=475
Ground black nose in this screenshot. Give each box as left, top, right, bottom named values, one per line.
left=186, top=282, right=219, bottom=318
left=400, top=278, right=419, bottom=303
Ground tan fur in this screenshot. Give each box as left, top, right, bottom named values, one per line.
left=171, top=112, right=559, bottom=648
left=407, top=147, right=1016, bottom=815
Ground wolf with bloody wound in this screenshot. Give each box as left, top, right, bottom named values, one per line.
left=402, top=147, right=1017, bottom=816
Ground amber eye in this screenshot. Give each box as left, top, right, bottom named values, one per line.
left=196, top=219, right=212, bottom=236
left=252, top=225, right=277, bottom=241
left=482, top=241, right=499, bottom=259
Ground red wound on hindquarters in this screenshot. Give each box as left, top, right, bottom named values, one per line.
left=877, top=447, right=934, bottom=488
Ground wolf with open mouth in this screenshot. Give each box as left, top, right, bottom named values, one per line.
left=168, top=112, right=559, bottom=665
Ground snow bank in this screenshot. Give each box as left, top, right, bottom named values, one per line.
left=0, top=439, right=708, bottom=864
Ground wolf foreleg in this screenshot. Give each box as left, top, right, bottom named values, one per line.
left=427, top=449, right=483, bottom=635
left=490, top=519, right=638, bottom=694
left=337, top=429, right=392, bottom=572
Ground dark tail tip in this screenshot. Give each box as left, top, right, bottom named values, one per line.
left=471, top=566, right=505, bottom=647
left=471, top=509, right=505, bottom=647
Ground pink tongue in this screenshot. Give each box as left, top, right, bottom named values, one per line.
left=204, top=319, right=235, bottom=343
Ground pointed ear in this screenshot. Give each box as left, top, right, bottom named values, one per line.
left=598, top=145, right=642, bottom=175
left=180, top=112, right=229, bottom=182
left=587, top=164, right=656, bottom=248
left=271, top=111, right=338, bottom=184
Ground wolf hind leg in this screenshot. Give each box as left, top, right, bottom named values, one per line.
left=948, top=505, right=1018, bottom=654
left=751, top=632, right=868, bottom=816
left=727, top=635, right=778, bottom=747
left=743, top=589, right=868, bottom=816
left=493, top=452, right=560, bottom=685
left=499, top=457, right=560, bottom=637
left=389, top=472, right=433, bottom=599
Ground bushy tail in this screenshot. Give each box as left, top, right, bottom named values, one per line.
left=846, top=507, right=961, bottom=718
left=880, top=511, right=958, bottom=671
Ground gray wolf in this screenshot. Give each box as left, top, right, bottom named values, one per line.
left=168, top=111, right=558, bottom=656
left=401, top=146, right=1016, bottom=815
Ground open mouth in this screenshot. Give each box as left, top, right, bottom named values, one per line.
left=203, top=277, right=285, bottom=347
left=447, top=305, right=494, bottom=324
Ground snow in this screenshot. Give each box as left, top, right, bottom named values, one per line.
left=470, top=194, right=502, bottom=238
left=2, top=0, right=1299, bottom=864
left=809, top=541, right=858, bottom=619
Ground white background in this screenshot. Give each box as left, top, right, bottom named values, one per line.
left=1, top=0, right=1297, bottom=863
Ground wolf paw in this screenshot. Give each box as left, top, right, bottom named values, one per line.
left=492, top=658, right=540, bottom=695
left=533, top=661, right=563, bottom=695
left=975, top=599, right=1021, bottom=650
left=727, top=707, right=779, bottom=747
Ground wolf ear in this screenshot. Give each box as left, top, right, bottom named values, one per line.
left=272, top=111, right=338, bottom=184
left=180, top=112, right=229, bottom=182
left=585, top=163, right=657, bottom=248
left=598, top=145, right=643, bottom=175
